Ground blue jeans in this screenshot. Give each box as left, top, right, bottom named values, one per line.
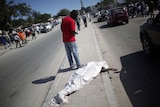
left=64, top=42, right=81, bottom=68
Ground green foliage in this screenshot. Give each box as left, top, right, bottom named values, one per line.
left=0, top=0, right=53, bottom=30
left=32, top=11, right=52, bottom=23
left=12, top=19, right=25, bottom=27
left=0, top=0, right=12, bottom=30
left=15, top=3, right=32, bottom=19
left=57, top=9, right=71, bottom=16
left=39, top=13, right=52, bottom=22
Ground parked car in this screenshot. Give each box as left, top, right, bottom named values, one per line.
left=106, top=7, right=129, bottom=26
left=97, top=10, right=108, bottom=22
left=140, top=13, right=160, bottom=56
left=40, top=25, right=49, bottom=33
left=45, top=23, right=53, bottom=31
left=40, top=23, right=53, bottom=33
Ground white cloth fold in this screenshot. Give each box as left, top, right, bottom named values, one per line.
left=49, top=61, right=108, bottom=106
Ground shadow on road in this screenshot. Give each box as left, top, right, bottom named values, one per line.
left=58, top=68, right=74, bottom=73
left=32, top=76, right=55, bottom=84
left=120, top=51, right=160, bottom=107
left=98, top=23, right=124, bottom=29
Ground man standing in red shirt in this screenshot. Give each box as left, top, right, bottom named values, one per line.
left=61, top=10, right=81, bottom=69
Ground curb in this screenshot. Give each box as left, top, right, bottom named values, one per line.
left=91, top=23, right=119, bottom=107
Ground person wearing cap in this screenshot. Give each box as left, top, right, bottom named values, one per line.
left=61, top=10, right=82, bottom=69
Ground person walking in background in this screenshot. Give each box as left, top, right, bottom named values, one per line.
left=30, top=27, right=36, bottom=40
left=87, top=13, right=91, bottom=22
left=61, top=10, right=82, bottom=69
left=0, top=30, right=7, bottom=49
left=8, top=29, right=15, bottom=44
left=81, top=13, right=87, bottom=27
left=76, top=15, right=81, bottom=30
left=13, top=33, right=22, bottom=48
left=4, top=31, right=12, bottom=48
left=0, top=30, right=12, bottom=49
left=17, top=29, right=27, bottom=45
left=153, top=0, right=160, bottom=23
left=148, top=0, right=154, bottom=18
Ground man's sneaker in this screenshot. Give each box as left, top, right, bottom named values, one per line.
left=77, top=64, right=84, bottom=69
left=70, top=64, right=76, bottom=69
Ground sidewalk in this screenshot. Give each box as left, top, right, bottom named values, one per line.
left=42, top=21, right=119, bottom=107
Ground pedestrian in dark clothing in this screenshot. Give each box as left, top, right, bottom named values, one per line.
left=4, top=32, right=12, bottom=47
left=148, top=0, right=154, bottom=18
left=61, top=10, right=82, bottom=69
left=81, top=14, right=87, bottom=27
left=153, top=0, right=160, bottom=24
left=76, top=15, right=81, bottom=30
left=0, top=33, right=7, bottom=49
left=8, top=29, right=15, bottom=44
left=30, top=28, right=36, bottom=40
left=0, top=30, right=11, bottom=49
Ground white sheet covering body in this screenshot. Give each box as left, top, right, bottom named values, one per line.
left=49, top=61, right=108, bottom=106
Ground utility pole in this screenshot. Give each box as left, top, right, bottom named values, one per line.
left=80, top=0, right=85, bottom=10
left=100, top=0, right=102, bottom=8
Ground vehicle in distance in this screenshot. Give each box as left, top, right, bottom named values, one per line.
left=106, top=7, right=129, bottom=26
left=97, top=10, right=108, bottom=22
left=40, top=23, right=53, bottom=33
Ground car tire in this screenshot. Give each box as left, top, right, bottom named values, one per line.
left=107, top=20, right=112, bottom=27
left=126, top=20, right=129, bottom=24
left=141, top=34, right=154, bottom=56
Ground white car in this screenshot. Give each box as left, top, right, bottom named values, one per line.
left=97, top=10, right=108, bottom=22
left=45, top=23, right=52, bottom=31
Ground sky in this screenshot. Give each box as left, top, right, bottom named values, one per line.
left=8, top=0, right=101, bottom=16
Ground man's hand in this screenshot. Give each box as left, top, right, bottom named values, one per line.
left=72, top=31, right=78, bottom=35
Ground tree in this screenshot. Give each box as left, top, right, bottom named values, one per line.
left=15, top=3, right=32, bottom=19
left=0, top=0, right=15, bottom=30
left=32, top=10, right=41, bottom=23
left=95, top=0, right=119, bottom=10
left=0, top=0, right=33, bottom=30
left=57, top=9, right=71, bottom=16
left=0, top=0, right=58, bottom=30
left=31, top=10, right=52, bottom=23
left=39, top=13, right=52, bottom=23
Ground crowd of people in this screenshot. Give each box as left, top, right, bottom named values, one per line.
left=0, top=18, right=61, bottom=50
left=0, top=28, right=36, bottom=49
left=127, top=0, right=155, bottom=18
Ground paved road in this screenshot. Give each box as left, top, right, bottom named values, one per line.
left=93, top=16, right=160, bottom=107
left=1, top=15, right=160, bottom=107
left=0, top=26, right=66, bottom=107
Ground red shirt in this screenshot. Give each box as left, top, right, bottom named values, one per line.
left=61, top=16, right=76, bottom=42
